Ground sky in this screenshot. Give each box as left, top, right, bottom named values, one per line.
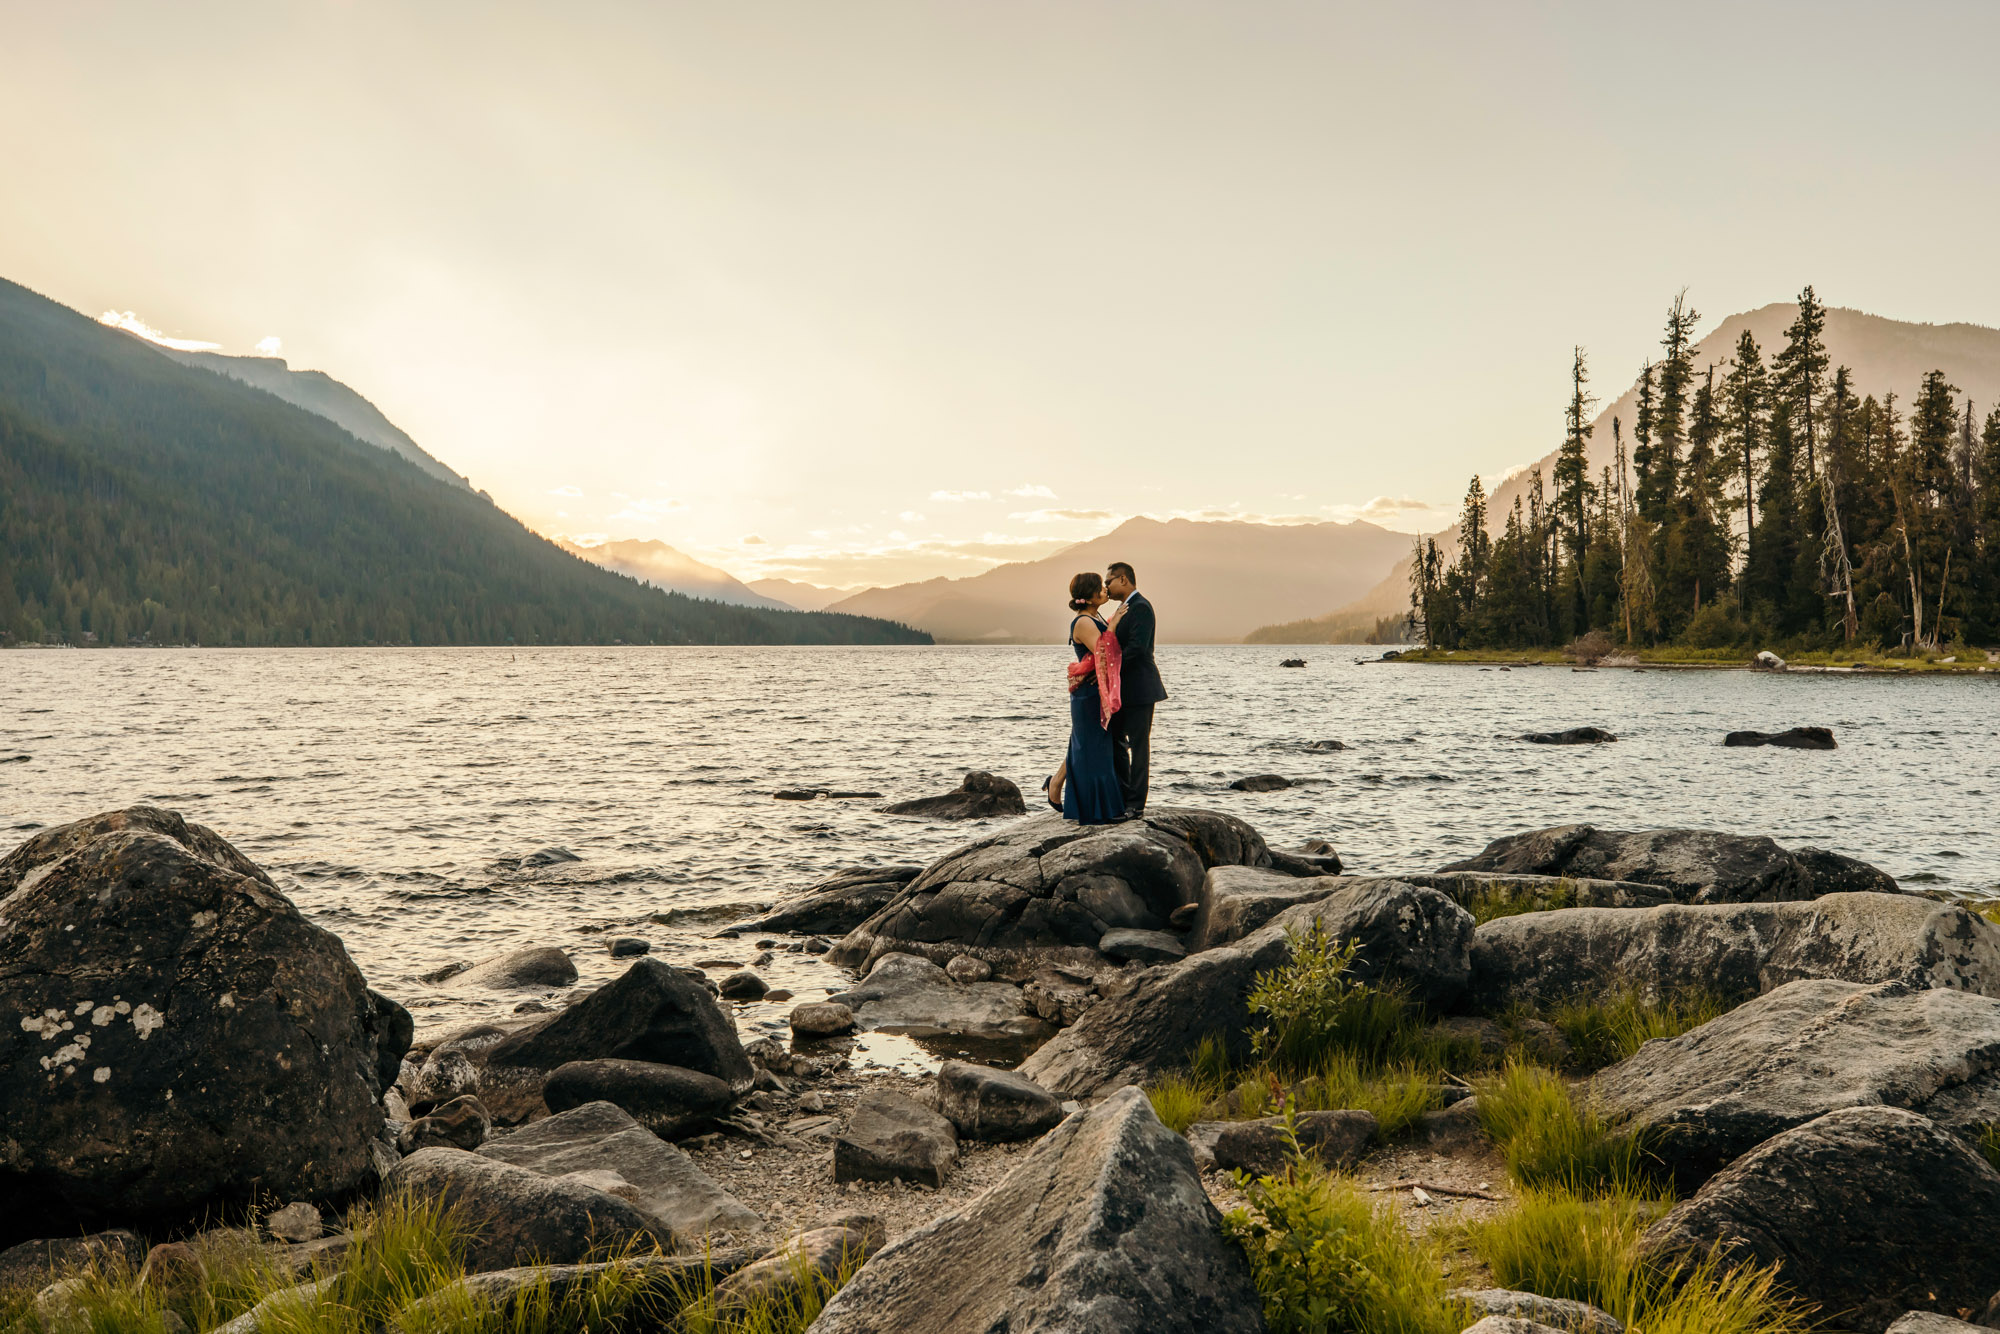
left=6, top=2, right=2000, bottom=589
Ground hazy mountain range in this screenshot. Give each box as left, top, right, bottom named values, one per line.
left=556, top=538, right=794, bottom=610
left=1260, top=303, right=2000, bottom=641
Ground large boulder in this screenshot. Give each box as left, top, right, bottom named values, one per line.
left=1466, top=892, right=2000, bottom=1012
left=934, top=1061, right=1065, bottom=1143
left=1593, top=978, right=2000, bottom=1187
left=1184, top=865, right=1342, bottom=950
left=1637, top=1107, right=2000, bottom=1334
left=1440, top=823, right=1898, bottom=903
left=726, top=866, right=922, bottom=936
left=0, top=807, right=410, bottom=1240
left=478, top=957, right=753, bottom=1121
left=807, top=1087, right=1265, bottom=1334
left=1022, top=880, right=1472, bottom=1097
left=828, top=953, right=1053, bottom=1045
left=384, top=1147, right=671, bottom=1272
left=542, top=1060, right=734, bottom=1138
left=827, top=808, right=1284, bottom=980
left=477, top=1100, right=757, bottom=1238
left=880, top=771, right=1028, bottom=820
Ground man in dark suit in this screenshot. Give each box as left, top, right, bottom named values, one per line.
left=1104, top=561, right=1167, bottom=815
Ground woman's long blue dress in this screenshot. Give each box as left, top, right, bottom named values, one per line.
left=1062, top=614, right=1126, bottom=825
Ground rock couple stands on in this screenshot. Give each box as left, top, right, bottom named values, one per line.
left=9, top=801, right=1996, bottom=1334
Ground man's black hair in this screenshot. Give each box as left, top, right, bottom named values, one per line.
left=1107, top=561, right=1137, bottom=585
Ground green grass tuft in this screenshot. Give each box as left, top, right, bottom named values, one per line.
left=1473, top=1061, right=1660, bottom=1194
left=1548, top=989, right=1726, bottom=1071
left=1464, top=878, right=1580, bottom=925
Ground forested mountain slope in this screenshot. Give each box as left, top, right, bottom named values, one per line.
left=0, top=279, right=927, bottom=647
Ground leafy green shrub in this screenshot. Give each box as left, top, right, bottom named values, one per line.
left=1246, top=921, right=1423, bottom=1073
left=1473, top=1061, right=1660, bottom=1193
left=1223, top=1127, right=1464, bottom=1334
left=1549, top=989, right=1725, bottom=1071
left=1464, top=879, right=1579, bottom=925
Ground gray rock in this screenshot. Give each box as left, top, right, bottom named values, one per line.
left=1724, top=726, right=1836, bottom=749
left=451, top=946, right=578, bottom=990
left=880, top=771, right=1028, bottom=820
left=1421, top=1098, right=1487, bottom=1155
left=1400, top=871, right=1674, bottom=914
left=718, top=971, right=768, bottom=1000
left=1594, top=978, right=2000, bottom=1187
left=1228, top=774, right=1294, bottom=792
left=1195, top=1110, right=1376, bottom=1177
left=206, top=1276, right=339, bottom=1334
left=1467, top=891, right=2000, bottom=1012
left=1441, top=822, right=1897, bottom=902
left=1638, top=1107, right=2000, bottom=1334
left=1521, top=727, right=1617, bottom=744
left=543, top=1060, right=733, bottom=1138
left=1461, top=1319, right=1568, bottom=1334
left=827, top=807, right=1285, bottom=980
left=519, top=846, right=581, bottom=868
left=0, top=806, right=409, bottom=1239
left=1885, top=1315, right=1991, bottom=1334
left=789, top=1002, right=857, bottom=1037
left=1449, top=1289, right=1622, bottom=1334
left=830, top=953, right=1053, bottom=1045
left=935, top=1061, right=1065, bottom=1143
left=385, top=1147, right=670, bottom=1271
left=607, top=937, right=651, bottom=958
left=405, top=1044, right=486, bottom=1113
left=729, top=866, right=924, bottom=937
left=713, top=1225, right=881, bottom=1312
left=398, top=1094, right=492, bottom=1153
left=1184, top=865, right=1343, bottom=950
left=1268, top=839, right=1345, bottom=877
left=0, top=1231, right=144, bottom=1291
left=262, top=1203, right=321, bottom=1244
left=834, top=1092, right=959, bottom=1188
left=809, top=1087, right=1264, bottom=1334
left=476, top=1100, right=758, bottom=1238
left=944, top=954, right=992, bottom=982
left=1098, top=927, right=1186, bottom=964
left=479, top=957, right=754, bottom=1121
left=1022, top=879, right=1473, bottom=1097
left=1023, top=965, right=1100, bottom=1027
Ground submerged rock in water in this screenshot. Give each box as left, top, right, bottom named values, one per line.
left=880, top=771, right=1028, bottom=820
left=1638, top=1106, right=2000, bottom=1334
left=0, top=806, right=409, bottom=1240
left=827, top=807, right=1288, bottom=979
left=1723, top=726, right=1837, bottom=749
left=808, top=1088, right=1265, bottom=1334
left=1520, top=726, right=1617, bottom=744
left=1227, top=774, right=1294, bottom=792
left=727, top=865, right=923, bottom=936
left=1593, top=978, right=2000, bottom=1188
left=1440, top=822, right=1897, bottom=903
left=518, top=846, right=581, bottom=869
left=1022, top=879, right=1471, bottom=1097
left=449, top=946, right=578, bottom=990
left=1467, top=891, right=2000, bottom=1012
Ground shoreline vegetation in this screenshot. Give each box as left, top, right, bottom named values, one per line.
left=1385, top=644, right=2000, bottom=673
left=1407, top=286, right=2000, bottom=666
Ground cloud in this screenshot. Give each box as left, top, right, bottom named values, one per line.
left=898, top=510, right=926, bottom=522
left=1318, top=495, right=1446, bottom=530
left=742, top=534, right=767, bottom=545
left=1005, top=483, right=1057, bottom=499
left=1009, top=508, right=1118, bottom=524
left=550, top=484, right=584, bottom=497
left=929, top=489, right=991, bottom=502
left=97, top=310, right=220, bottom=352
left=254, top=335, right=282, bottom=356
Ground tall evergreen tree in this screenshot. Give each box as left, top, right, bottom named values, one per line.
left=1552, top=346, right=1597, bottom=627
left=1661, top=365, right=1734, bottom=631
left=1722, top=329, right=1767, bottom=579
left=1637, top=295, right=1700, bottom=522
left=1773, top=285, right=1831, bottom=481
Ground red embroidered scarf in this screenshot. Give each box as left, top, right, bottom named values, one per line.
left=1066, top=616, right=1123, bottom=728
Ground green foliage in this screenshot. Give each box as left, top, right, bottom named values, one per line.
left=668, top=1247, right=864, bottom=1334
left=1463, top=878, right=1579, bottom=925
left=1223, top=1145, right=1464, bottom=1334
left=0, top=279, right=929, bottom=648
left=1978, top=1122, right=2000, bottom=1173
left=1147, top=1071, right=1212, bottom=1135
left=1247, top=922, right=1422, bottom=1074
left=1465, top=1184, right=1811, bottom=1334
left=1548, top=988, right=1726, bottom=1072
left=1473, top=1061, right=1660, bottom=1193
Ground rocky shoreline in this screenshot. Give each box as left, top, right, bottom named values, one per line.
left=5, top=798, right=1999, bottom=1332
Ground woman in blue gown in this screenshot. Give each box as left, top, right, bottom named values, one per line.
left=1059, top=572, right=1127, bottom=825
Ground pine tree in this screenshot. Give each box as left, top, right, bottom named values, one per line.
left=1638, top=295, right=1700, bottom=523
left=1722, top=329, right=1767, bottom=580
left=1552, top=347, right=1597, bottom=628
left=1773, top=286, right=1831, bottom=481
left=1818, top=366, right=1863, bottom=640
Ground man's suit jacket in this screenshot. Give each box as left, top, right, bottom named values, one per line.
left=1112, top=591, right=1168, bottom=706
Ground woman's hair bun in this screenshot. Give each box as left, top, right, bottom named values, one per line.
left=1067, top=571, right=1103, bottom=612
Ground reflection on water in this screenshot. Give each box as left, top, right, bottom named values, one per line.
left=5, top=645, right=1996, bottom=1030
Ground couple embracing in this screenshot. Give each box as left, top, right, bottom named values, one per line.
left=1048, top=561, right=1167, bottom=825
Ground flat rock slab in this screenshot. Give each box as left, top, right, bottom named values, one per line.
left=1098, top=927, right=1185, bottom=963
left=1724, top=726, right=1836, bottom=749
left=1639, top=1107, right=2000, bottom=1334
left=1441, top=822, right=1896, bottom=903
left=1185, top=865, right=1344, bottom=950
left=827, top=807, right=1282, bottom=980
left=727, top=866, right=922, bottom=936
left=829, top=953, right=1053, bottom=1045
left=1594, top=978, right=2000, bottom=1187
left=935, top=1061, right=1065, bottom=1143
left=834, top=1091, right=959, bottom=1188
left=1023, top=880, right=1471, bottom=1098
left=1228, top=774, right=1294, bottom=792
left=809, top=1087, right=1265, bottom=1334
left=476, top=1100, right=758, bottom=1238
left=1520, top=727, right=1617, bottom=744
left=385, top=1147, right=670, bottom=1273
left=1466, top=891, right=2000, bottom=1012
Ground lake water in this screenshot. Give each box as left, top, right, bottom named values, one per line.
left=4, top=645, right=1997, bottom=1036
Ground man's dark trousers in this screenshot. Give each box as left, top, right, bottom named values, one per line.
left=1111, top=700, right=1154, bottom=814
